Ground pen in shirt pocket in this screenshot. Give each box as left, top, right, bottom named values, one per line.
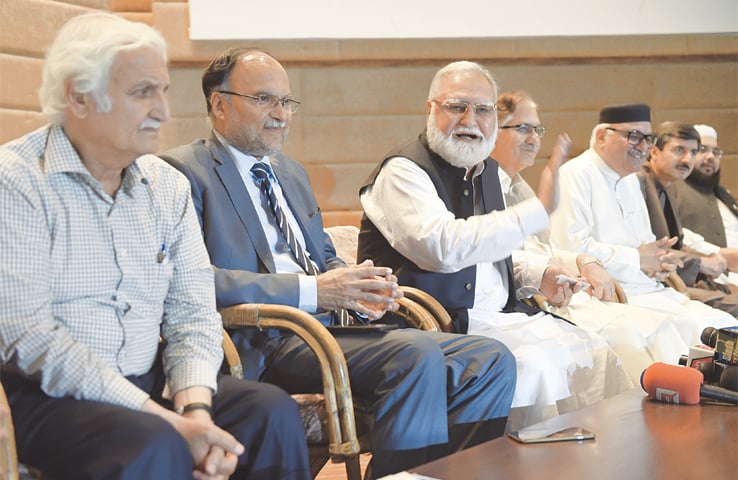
left=157, top=243, right=168, bottom=264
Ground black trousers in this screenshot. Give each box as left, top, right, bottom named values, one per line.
left=3, top=368, right=310, bottom=480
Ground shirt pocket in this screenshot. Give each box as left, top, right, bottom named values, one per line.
left=143, top=262, right=175, bottom=309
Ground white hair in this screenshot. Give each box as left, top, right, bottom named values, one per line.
left=40, top=12, right=167, bottom=125
left=589, top=123, right=611, bottom=148
left=427, top=61, right=498, bottom=101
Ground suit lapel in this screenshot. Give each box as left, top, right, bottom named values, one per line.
left=206, top=135, right=277, bottom=272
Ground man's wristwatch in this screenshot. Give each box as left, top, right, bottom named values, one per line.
left=578, top=255, right=603, bottom=269
left=175, top=402, right=212, bottom=417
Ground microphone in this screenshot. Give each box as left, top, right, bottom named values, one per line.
left=701, top=326, right=719, bottom=347
left=640, top=362, right=738, bottom=405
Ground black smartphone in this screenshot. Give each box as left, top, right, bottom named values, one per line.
left=326, top=323, right=400, bottom=334
left=507, top=426, right=595, bottom=444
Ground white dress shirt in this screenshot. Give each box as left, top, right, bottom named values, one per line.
left=217, top=132, right=319, bottom=312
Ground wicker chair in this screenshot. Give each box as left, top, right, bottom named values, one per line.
left=220, top=299, right=456, bottom=480
left=219, top=303, right=367, bottom=480
left=0, top=313, right=366, bottom=480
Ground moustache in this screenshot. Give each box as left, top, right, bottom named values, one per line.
left=628, top=148, right=646, bottom=160
left=452, top=126, right=484, bottom=137
left=264, top=120, right=287, bottom=128
left=139, top=119, right=161, bottom=130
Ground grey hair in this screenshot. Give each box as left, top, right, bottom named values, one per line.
left=590, top=123, right=611, bottom=148
left=40, top=12, right=167, bottom=125
left=427, top=61, right=498, bottom=101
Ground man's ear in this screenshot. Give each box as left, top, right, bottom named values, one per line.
left=210, top=92, right=226, bottom=120
left=425, top=100, right=432, bottom=116
left=594, top=127, right=607, bottom=147
left=648, top=145, right=660, bottom=163
left=64, top=79, right=88, bottom=118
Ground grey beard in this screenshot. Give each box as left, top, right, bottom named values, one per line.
left=426, top=122, right=496, bottom=169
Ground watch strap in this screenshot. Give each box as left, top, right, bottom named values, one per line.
left=175, top=402, right=212, bottom=418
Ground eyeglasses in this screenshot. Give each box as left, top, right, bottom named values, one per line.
left=499, top=123, right=546, bottom=137
left=216, top=90, right=301, bottom=113
left=698, top=145, right=724, bottom=158
left=605, top=127, right=655, bottom=147
left=432, top=100, right=497, bottom=119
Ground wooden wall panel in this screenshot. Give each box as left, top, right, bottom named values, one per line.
left=0, top=0, right=735, bottom=227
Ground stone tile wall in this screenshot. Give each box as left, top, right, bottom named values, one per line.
left=1, top=0, right=736, bottom=226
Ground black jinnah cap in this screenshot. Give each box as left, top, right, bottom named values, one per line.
left=599, top=104, right=651, bottom=124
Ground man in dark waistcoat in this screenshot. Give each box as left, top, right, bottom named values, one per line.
left=674, top=124, right=738, bottom=250
left=358, top=61, right=632, bottom=430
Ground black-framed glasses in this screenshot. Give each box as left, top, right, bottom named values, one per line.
left=500, top=123, right=546, bottom=137
left=698, top=145, right=724, bottom=158
left=605, top=127, right=654, bottom=147
left=432, top=99, right=497, bottom=119
left=216, top=90, right=301, bottom=113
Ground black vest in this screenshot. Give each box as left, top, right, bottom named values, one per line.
left=674, top=170, right=736, bottom=248
left=357, top=132, right=516, bottom=333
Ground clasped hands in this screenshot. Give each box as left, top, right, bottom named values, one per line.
left=316, top=259, right=402, bottom=320
left=143, top=398, right=244, bottom=480
left=638, top=236, right=684, bottom=282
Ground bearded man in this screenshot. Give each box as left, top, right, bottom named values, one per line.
left=357, top=61, right=632, bottom=430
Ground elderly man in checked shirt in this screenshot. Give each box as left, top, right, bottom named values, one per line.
left=0, top=13, right=309, bottom=480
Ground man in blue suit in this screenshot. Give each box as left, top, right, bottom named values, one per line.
left=161, top=48, right=516, bottom=478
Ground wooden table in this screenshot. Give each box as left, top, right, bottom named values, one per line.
left=411, top=388, right=737, bottom=480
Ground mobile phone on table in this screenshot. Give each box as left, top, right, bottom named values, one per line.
left=508, top=426, right=595, bottom=444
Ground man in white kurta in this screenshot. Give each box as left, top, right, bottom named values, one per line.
left=492, top=92, right=688, bottom=383
left=548, top=104, right=737, bottom=349
left=359, top=63, right=632, bottom=431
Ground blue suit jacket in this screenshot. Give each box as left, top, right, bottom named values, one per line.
left=160, top=133, right=345, bottom=309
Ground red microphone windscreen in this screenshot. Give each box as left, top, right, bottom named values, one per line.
left=640, top=362, right=703, bottom=404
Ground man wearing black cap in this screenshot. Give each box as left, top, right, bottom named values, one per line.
left=549, top=104, right=738, bottom=346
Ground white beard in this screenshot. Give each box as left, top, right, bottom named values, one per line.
left=426, top=119, right=496, bottom=169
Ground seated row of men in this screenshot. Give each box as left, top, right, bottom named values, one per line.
left=0, top=12, right=735, bottom=480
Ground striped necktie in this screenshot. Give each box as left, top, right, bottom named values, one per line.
left=251, top=162, right=319, bottom=276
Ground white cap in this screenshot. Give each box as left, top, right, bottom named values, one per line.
left=694, top=124, right=718, bottom=140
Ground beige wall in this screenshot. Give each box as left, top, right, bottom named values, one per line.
left=1, top=0, right=736, bottom=227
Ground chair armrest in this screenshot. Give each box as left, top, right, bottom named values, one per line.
left=520, top=294, right=548, bottom=311
left=664, top=271, right=689, bottom=295
left=395, top=297, right=441, bottom=331
left=398, top=286, right=456, bottom=333
left=0, top=381, right=18, bottom=480
left=219, top=303, right=360, bottom=459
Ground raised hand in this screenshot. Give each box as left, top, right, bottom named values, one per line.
left=536, top=133, right=572, bottom=214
